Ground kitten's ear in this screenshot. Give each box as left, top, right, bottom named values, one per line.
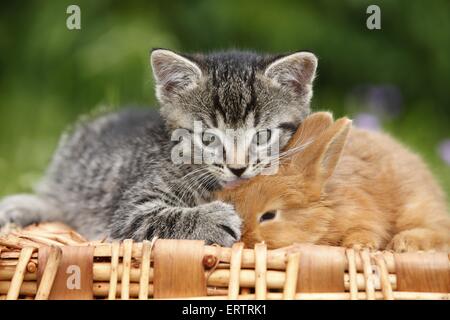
left=290, top=117, right=352, bottom=184
left=151, top=49, right=202, bottom=102
left=264, top=52, right=317, bottom=99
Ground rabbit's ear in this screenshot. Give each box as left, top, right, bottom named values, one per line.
left=285, top=112, right=334, bottom=150
left=291, top=117, right=352, bottom=183
left=316, top=117, right=351, bottom=181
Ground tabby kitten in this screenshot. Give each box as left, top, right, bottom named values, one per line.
left=0, top=49, right=317, bottom=246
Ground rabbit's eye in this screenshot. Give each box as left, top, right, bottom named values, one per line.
left=259, top=211, right=277, bottom=223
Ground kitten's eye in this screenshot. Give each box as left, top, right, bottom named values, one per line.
left=254, top=129, right=272, bottom=146
left=202, top=132, right=219, bottom=147
left=259, top=210, right=277, bottom=223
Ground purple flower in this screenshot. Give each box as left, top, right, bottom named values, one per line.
left=366, top=85, right=403, bottom=118
left=347, top=84, right=403, bottom=120
left=353, top=113, right=381, bottom=131
left=438, top=139, right=450, bottom=166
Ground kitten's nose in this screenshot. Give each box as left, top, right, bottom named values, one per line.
left=229, top=167, right=247, bottom=177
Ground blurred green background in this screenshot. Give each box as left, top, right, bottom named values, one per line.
left=0, top=0, right=449, bottom=201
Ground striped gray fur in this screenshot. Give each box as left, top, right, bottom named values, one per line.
left=0, top=49, right=317, bottom=246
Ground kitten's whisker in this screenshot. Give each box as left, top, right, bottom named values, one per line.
left=176, top=170, right=215, bottom=203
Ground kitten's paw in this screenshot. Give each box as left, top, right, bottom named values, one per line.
left=341, top=232, right=383, bottom=251
left=0, top=195, right=28, bottom=227
left=387, top=229, right=449, bottom=252
left=0, top=194, right=54, bottom=228
left=196, top=201, right=242, bottom=247
left=0, top=222, right=20, bottom=236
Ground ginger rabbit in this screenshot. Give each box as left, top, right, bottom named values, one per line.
left=217, top=112, right=450, bottom=251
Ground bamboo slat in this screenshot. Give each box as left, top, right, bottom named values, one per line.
left=108, top=242, right=120, bottom=300
left=346, top=249, right=358, bottom=300
left=120, top=239, right=133, bottom=300
left=360, top=249, right=376, bottom=300
left=254, top=243, right=267, bottom=299
left=34, top=246, right=62, bottom=300
left=0, top=264, right=398, bottom=290
left=183, top=291, right=449, bottom=300
left=2, top=241, right=397, bottom=273
left=6, top=247, right=34, bottom=300
left=282, top=252, right=300, bottom=300
left=373, top=253, right=394, bottom=300
left=227, top=242, right=244, bottom=299
left=138, top=240, right=152, bottom=300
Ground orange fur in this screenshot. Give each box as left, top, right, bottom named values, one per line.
left=217, top=112, right=450, bottom=252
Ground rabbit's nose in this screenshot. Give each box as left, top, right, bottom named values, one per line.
left=229, top=166, right=247, bottom=177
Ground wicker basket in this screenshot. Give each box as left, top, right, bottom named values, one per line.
left=0, top=222, right=448, bottom=300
